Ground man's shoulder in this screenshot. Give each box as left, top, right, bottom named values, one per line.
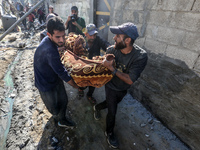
left=134, top=44, right=147, bottom=55
left=38, top=37, right=52, bottom=49
left=78, top=17, right=85, bottom=21
left=133, top=44, right=148, bottom=60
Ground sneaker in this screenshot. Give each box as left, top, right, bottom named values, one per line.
left=58, top=118, right=76, bottom=128
left=105, top=131, right=119, bottom=149
left=93, top=105, right=101, bottom=120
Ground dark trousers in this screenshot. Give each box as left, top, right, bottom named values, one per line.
left=19, top=12, right=26, bottom=29
left=96, top=85, right=127, bottom=133
left=39, top=80, right=68, bottom=121
left=87, top=86, right=95, bottom=97
left=39, top=14, right=45, bottom=24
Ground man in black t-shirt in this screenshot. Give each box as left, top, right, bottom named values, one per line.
left=93, top=22, right=148, bottom=149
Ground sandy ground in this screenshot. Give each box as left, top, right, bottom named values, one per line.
left=0, top=31, right=190, bottom=150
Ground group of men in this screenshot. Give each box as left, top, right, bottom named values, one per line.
left=34, top=5, right=148, bottom=149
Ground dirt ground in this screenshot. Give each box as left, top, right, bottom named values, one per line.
left=0, top=31, right=190, bottom=150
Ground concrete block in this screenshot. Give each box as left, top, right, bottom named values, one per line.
left=135, top=37, right=145, bottom=47
left=192, top=0, right=200, bottom=12
left=113, top=0, right=146, bottom=11
left=152, top=0, right=194, bottom=11
left=166, top=45, right=199, bottom=68
left=182, top=31, right=200, bottom=52
left=169, top=12, right=200, bottom=32
left=144, top=38, right=167, bottom=54
left=145, top=25, right=185, bottom=46
left=148, top=10, right=171, bottom=26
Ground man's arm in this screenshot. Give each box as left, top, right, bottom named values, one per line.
left=103, top=59, right=133, bottom=85
left=72, top=18, right=86, bottom=32
left=67, top=79, right=79, bottom=89
left=72, top=21, right=82, bottom=31
left=65, top=16, right=71, bottom=29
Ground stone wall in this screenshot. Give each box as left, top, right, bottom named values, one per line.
left=108, top=0, right=200, bottom=73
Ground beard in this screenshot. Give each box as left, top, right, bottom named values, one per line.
left=51, top=39, right=64, bottom=47
left=88, top=39, right=95, bottom=43
left=114, top=40, right=127, bottom=50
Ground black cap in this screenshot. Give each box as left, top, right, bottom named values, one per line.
left=71, top=6, right=78, bottom=11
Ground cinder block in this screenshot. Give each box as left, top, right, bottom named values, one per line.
left=169, top=12, right=200, bottom=32
left=145, top=25, right=185, bottom=46
left=152, top=0, right=194, bottom=11
left=192, top=0, right=200, bottom=12
left=182, top=31, right=200, bottom=52
left=148, top=10, right=171, bottom=26
left=114, top=0, right=146, bottom=11
left=135, top=37, right=145, bottom=47
left=166, top=45, right=199, bottom=68
left=144, top=38, right=167, bottom=54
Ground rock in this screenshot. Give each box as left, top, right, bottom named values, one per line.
left=130, top=52, right=200, bottom=149
left=8, top=36, right=16, bottom=42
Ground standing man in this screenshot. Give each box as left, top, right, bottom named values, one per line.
left=47, top=5, right=58, bottom=16
left=27, top=12, right=35, bottom=31
left=34, top=16, right=80, bottom=128
left=93, top=22, right=148, bottom=148
left=65, top=6, right=86, bottom=36
left=80, top=23, right=110, bottom=104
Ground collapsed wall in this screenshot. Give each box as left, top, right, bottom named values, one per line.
left=130, top=52, right=200, bottom=150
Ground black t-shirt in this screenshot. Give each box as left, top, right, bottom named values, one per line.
left=106, top=45, right=148, bottom=91
left=87, top=36, right=110, bottom=59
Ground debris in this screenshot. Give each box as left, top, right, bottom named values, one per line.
left=8, top=36, right=17, bottom=42
left=140, top=123, right=146, bottom=127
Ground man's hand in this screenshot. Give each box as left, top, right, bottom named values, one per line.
left=67, top=15, right=71, bottom=22
left=58, top=46, right=65, bottom=52
left=102, top=59, right=115, bottom=72
left=72, top=21, right=78, bottom=26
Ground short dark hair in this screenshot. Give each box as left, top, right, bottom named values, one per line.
left=71, top=6, right=78, bottom=11
left=47, top=16, right=65, bottom=35
left=123, top=34, right=134, bottom=45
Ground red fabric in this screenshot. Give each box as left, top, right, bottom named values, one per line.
left=28, top=13, right=35, bottom=22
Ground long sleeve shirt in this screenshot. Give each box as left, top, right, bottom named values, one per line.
left=34, top=36, right=72, bottom=92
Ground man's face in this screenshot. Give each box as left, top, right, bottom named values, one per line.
left=71, top=10, right=78, bottom=16
left=48, top=30, right=65, bottom=47
left=49, top=7, right=53, bottom=13
left=113, top=34, right=127, bottom=50
left=85, top=33, right=97, bottom=43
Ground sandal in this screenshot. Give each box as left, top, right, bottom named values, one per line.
left=87, top=95, right=97, bottom=104
left=78, top=90, right=84, bottom=99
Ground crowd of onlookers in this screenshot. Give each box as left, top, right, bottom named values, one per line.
left=13, top=2, right=47, bottom=30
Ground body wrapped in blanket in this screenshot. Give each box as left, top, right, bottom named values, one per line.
left=60, top=33, right=115, bottom=88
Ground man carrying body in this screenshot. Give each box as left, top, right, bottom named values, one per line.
left=80, top=23, right=110, bottom=104
left=65, top=6, right=85, bottom=36
left=34, top=16, right=80, bottom=128
left=93, top=22, right=148, bottom=148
